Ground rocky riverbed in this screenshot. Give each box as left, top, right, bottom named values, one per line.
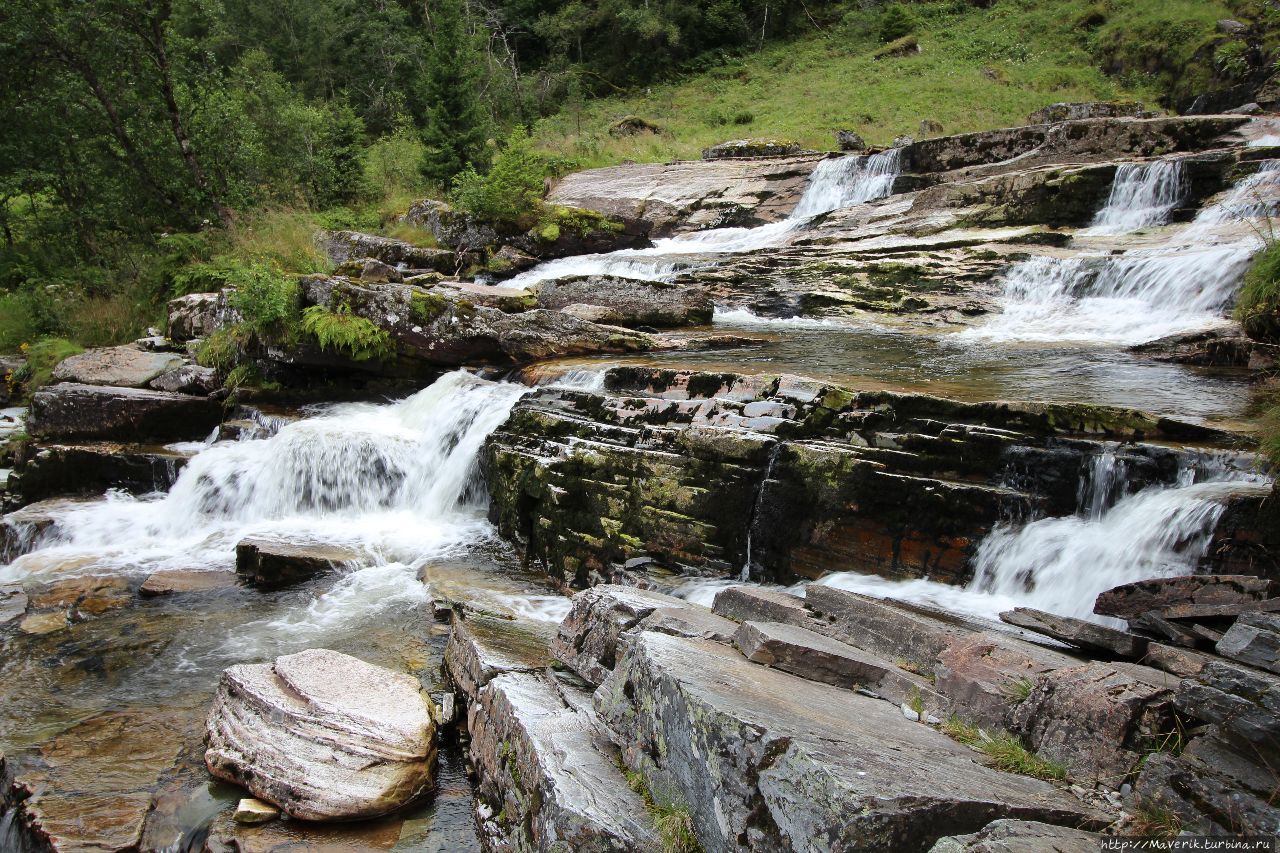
left=3, top=106, right=1280, bottom=850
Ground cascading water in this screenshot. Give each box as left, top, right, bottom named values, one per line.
left=2, top=371, right=530, bottom=585
left=502, top=149, right=903, bottom=289
left=960, top=160, right=1280, bottom=345
left=1082, top=160, right=1187, bottom=235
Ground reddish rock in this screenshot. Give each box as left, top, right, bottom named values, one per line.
left=1094, top=575, right=1276, bottom=620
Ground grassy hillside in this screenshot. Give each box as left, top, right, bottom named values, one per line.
left=533, top=0, right=1236, bottom=166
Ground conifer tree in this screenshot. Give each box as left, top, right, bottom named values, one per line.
left=418, top=0, right=489, bottom=186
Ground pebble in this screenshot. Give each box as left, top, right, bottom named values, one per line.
left=900, top=703, right=920, bottom=722
left=233, top=797, right=280, bottom=825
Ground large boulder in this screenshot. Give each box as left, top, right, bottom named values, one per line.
left=533, top=275, right=713, bottom=328
left=929, top=820, right=1102, bottom=853
left=1026, top=102, right=1152, bottom=125
left=205, top=649, right=436, bottom=821
left=1216, top=612, right=1280, bottom=673
left=703, top=138, right=803, bottom=159
left=234, top=536, right=361, bottom=589
left=1094, top=575, right=1278, bottom=619
left=320, top=230, right=459, bottom=274
left=401, top=199, right=501, bottom=251
left=27, top=383, right=222, bottom=443
left=52, top=345, right=184, bottom=389
left=166, top=291, right=240, bottom=343
left=595, top=630, right=1104, bottom=852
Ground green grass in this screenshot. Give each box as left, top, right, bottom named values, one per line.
left=622, top=766, right=702, bottom=853
left=11, top=338, right=84, bottom=398
left=1130, top=799, right=1184, bottom=838
left=941, top=714, right=982, bottom=745
left=979, top=732, right=1068, bottom=781
left=1005, top=676, right=1036, bottom=703
left=532, top=0, right=1231, bottom=167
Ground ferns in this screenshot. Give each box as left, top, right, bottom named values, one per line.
left=300, top=305, right=393, bottom=361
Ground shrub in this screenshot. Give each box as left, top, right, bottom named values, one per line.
left=195, top=326, right=248, bottom=372
left=300, top=305, right=393, bottom=361
left=11, top=338, right=84, bottom=396
left=1235, top=240, right=1280, bottom=336
left=879, top=4, right=920, bottom=43
left=1215, top=40, right=1250, bottom=79
left=224, top=263, right=300, bottom=335
left=451, top=127, right=550, bottom=226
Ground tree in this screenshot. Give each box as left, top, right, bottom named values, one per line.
left=419, top=0, right=490, bottom=186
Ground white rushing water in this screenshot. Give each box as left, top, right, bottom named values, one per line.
left=1082, top=160, right=1187, bottom=235
left=2, top=371, right=530, bottom=586
left=673, top=456, right=1269, bottom=625
left=503, top=150, right=903, bottom=289
left=960, top=160, right=1280, bottom=345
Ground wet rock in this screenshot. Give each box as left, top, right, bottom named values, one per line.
left=468, top=671, right=660, bottom=851
left=234, top=797, right=280, bottom=825
left=1, top=498, right=76, bottom=561
left=27, top=382, right=223, bottom=443
left=444, top=613, right=554, bottom=703
left=1130, top=327, right=1280, bottom=369
left=234, top=536, right=360, bottom=589
left=551, top=584, right=735, bottom=686
left=139, top=569, right=237, bottom=597
left=486, top=244, right=540, bottom=276
left=6, top=443, right=188, bottom=505
left=703, top=138, right=803, bottom=159
left=733, top=619, right=944, bottom=710
left=1216, top=612, right=1280, bottom=673
left=596, top=630, right=1105, bottom=852
left=0, top=585, right=27, bottom=627
left=52, top=345, right=184, bottom=388
left=166, top=291, right=240, bottom=343
left=149, top=363, right=219, bottom=395
left=929, top=819, right=1102, bottom=853
left=1000, top=607, right=1148, bottom=658
left=205, top=648, right=437, bottom=821
left=321, top=230, right=459, bottom=274
left=558, top=303, right=625, bottom=324
left=30, top=574, right=132, bottom=617
left=1094, top=575, right=1277, bottom=620
left=19, top=610, right=67, bottom=635
left=836, top=129, right=867, bottom=152
left=532, top=275, right=713, bottom=328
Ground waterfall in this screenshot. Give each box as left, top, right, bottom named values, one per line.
left=966, top=476, right=1269, bottom=623
left=502, top=150, right=903, bottom=289
left=960, top=161, right=1280, bottom=345
left=810, top=463, right=1268, bottom=624
left=1082, top=160, right=1187, bottom=235
left=1, top=371, right=529, bottom=582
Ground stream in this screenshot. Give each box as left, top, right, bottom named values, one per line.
left=2, top=137, right=1278, bottom=849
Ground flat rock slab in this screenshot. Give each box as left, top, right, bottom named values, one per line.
left=596, top=630, right=1104, bottom=853
left=929, top=819, right=1102, bottom=853
left=469, top=672, right=659, bottom=851
left=140, top=569, right=237, bottom=597
left=551, top=584, right=736, bottom=686
left=234, top=536, right=361, bottom=589
left=444, top=614, right=554, bottom=702
left=532, top=275, right=713, bottom=328
left=1217, top=612, right=1280, bottom=673
left=1000, top=607, right=1147, bottom=658
left=711, top=584, right=811, bottom=624
left=733, top=619, right=944, bottom=710
left=52, top=345, right=184, bottom=388
left=27, top=382, right=222, bottom=442
left=205, top=648, right=436, bottom=821
left=1094, top=575, right=1277, bottom=619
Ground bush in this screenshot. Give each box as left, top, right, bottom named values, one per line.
left=300, top=305, right=393, bottom=361
left=224, top=263, right=300, bottom=335
left=11, top=338, right=84, bottom=396
left=1235, top=240, right=1280, bottom=335
left=451, top=127, right=550, bottom=226
left=880, top=4, right=920, bottom=43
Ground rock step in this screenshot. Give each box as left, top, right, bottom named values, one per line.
left=27, top=382, right=222, bottom=443
left=597, top=630, right=1106, bottom=852
left=928, top=819, right=1102, bottom=853
left=469, top=671, right=660, bottom=852
left=1000, top=607, right=1147, bottom=659
left=1094, top=574, right=1277, bottom=619
left=234, top=536, right=362, bottom=589
left=733, top=619, right=946, bottom=712
left=1216, top=612, right=1280, bottom=673
left=443, top=612, right=555, bottom=703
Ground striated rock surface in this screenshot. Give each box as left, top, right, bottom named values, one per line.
left=235, top=536, right=360, bottom=589
left=482, top=367, right=1241, bottom=590
left=1000, top=607, right=1148, bottom=658
left=469, top=672, right=660, bottom=852
left=1094, top=574, right=1277, bottom=619
left=205, top=648, right=436, bottom=821
left=321, top=230, right=460, bottom=274
left=702, top=138, right=804, bottom=159
left=27, top=383, right=222, bottom=443
left=1216, top=612, right=1280, bottom=672
left=596, top=630, right=1104, bottom=852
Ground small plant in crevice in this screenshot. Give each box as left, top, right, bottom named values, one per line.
left=300, top=304, right=394, bottom=362
left=1004, top=676, right=1036, bottom=703
left=1129, top=798, right=1183, bottom=839
left=941, top=714, right=981, bottom=746
left=978, top=732, right=1068, bottom=782
left=621, top=764, right=702, bottom=853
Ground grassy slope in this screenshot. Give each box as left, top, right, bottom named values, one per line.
left=533, top=0, right=1233, bottom=167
